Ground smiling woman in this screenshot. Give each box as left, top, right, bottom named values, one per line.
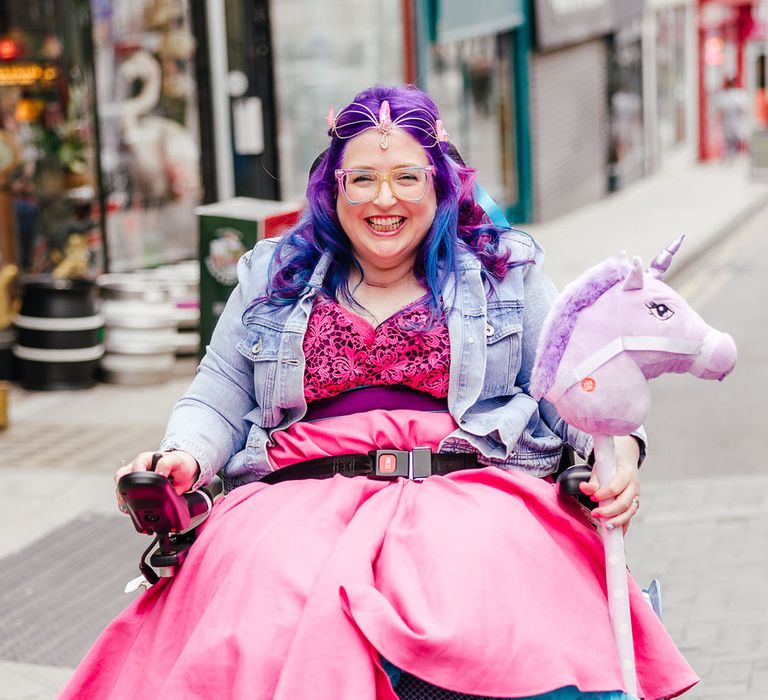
left=60, top=85, right=697, bottom=700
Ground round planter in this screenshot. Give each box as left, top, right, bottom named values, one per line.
left=140, top=263, right=200, bottom=356
left=0, top=325, right=16, bottom=380
left=98, top=275, right=177, bottom=385
left=12, top=276, right=104, bottom=390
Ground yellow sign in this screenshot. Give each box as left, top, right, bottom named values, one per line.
left=0, top=63, right=58, bottom=87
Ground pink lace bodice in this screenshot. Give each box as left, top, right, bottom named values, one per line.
left=303, top=294, right=450, bottom=402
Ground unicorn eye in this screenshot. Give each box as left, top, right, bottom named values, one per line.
left=646, top=301, right=674, bottom=320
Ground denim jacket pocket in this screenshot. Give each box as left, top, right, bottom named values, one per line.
left=480, top=301, right=523, bottom=399
left=236, top=321, right=281, bottom=426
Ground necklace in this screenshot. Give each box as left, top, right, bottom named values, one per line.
left=354, top=268, right=416, bottom=291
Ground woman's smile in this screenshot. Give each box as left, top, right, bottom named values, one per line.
left=365, top=215, right=407, bottom=234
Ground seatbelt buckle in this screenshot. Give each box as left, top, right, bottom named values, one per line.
left=371, top=450, right=409, bottom=479
left=409, top=446, right=432, bottom=480
left=370, top=448, right=433, bottom=480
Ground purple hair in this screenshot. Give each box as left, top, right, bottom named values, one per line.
left=265, top=84, right=517, bottom=318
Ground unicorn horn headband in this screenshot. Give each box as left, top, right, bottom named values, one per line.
left=326, top=100, right=450, bottom=150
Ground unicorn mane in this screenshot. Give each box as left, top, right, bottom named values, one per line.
left=529, top=255, right=632, bottom=400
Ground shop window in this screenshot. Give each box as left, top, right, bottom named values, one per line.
left=425, top=33, right=518, bottom=212
left=0, top=0, right=103, bottom=277
left=271, top=0, right=404, bottom=202
left=91, top=0, right=202, bottom=271
left=607, top=27, right=644, bottom=191
left=656, top=6, right=688, bottom=155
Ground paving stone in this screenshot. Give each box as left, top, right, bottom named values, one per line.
left=0, top=423, right=166, bottom=471
left=0, top=513, right=146, bottom=668
left=692, top=684, right=750, bottom=700
left=707, top=660, right=754, bottom=685
left=0, top=661, right=73, bottom=700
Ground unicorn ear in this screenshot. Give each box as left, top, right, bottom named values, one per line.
left=622, top=256, right=645, bottom=291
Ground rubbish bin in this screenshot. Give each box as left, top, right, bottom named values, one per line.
left=196, top=197, right=301, bottom=352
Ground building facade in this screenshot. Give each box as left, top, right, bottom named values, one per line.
left=1, top=0, right=753, bottom=279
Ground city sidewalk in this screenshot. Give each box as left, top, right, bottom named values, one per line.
left=0, top=155, right=766, bottom=699
left=525, top=155, right=768, bottom=289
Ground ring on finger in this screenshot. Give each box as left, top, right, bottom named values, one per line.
left=631, top=496, right=640, bottom=510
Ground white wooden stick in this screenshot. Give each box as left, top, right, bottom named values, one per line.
left=593, top=434, right=638, bottom=697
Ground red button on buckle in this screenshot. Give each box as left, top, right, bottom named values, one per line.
left=378, top=453, right=397, bottom=474
left=371, top=450, right=408, bottom=478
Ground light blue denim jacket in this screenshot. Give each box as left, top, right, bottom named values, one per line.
left=161, top=232, right=604, bottom=492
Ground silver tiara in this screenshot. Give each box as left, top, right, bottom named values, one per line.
left=325, top=100, right=449, bottom=150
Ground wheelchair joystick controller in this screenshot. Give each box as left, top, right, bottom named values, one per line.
left=118, top=453, right=215, bottom=586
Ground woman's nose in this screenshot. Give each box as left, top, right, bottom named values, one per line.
left=373, top=180, right=398, bottom=206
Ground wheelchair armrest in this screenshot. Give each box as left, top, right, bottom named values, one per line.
left=555, top=465, right=596, bottom=511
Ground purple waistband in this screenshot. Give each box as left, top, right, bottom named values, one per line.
left=303, top=385, right=448, bottom=422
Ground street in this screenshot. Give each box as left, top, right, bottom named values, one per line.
left=641, top=208, right=768, bottom=480
left=626, top=205, right=768, bottom=699
left=0, top=0, right=765, bottom=695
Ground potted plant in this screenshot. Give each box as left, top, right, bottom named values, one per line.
left=36, top=118, right=92, bottom=192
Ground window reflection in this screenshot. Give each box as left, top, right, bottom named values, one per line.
left=425, top=34, right=518, bottom=211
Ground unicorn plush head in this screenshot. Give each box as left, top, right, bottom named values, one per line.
left=530, top=237, right=737, bottom=436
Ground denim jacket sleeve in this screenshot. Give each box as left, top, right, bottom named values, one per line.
left=159, top=243, right=274, bottom=487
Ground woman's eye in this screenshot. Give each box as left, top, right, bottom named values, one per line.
left=395, top=171, right=422, bottom=186
left=351, top=173, right=376, bottom=185
left=646, top=301, right=674, bottom=320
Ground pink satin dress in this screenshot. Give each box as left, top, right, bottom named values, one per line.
left=59, top=296, right=697, bottom=700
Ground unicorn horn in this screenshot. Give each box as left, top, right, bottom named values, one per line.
left=649, top=235, right=685, bottom=279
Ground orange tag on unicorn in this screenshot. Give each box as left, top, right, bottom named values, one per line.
left=580, top=377, right=596, bottom=392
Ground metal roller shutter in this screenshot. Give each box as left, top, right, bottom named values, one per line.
left=530, top=39, right=609, bottom=221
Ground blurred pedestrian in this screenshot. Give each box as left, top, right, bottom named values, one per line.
left=716, top=76, right=750, bottom=160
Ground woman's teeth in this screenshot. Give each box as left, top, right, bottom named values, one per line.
left=366, top=216, right=405, bottom=232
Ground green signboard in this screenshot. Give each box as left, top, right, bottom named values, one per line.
left=197, top=198, right=301, bottom=352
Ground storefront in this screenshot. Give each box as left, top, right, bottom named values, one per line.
left=698, top=0, right=758, bottom=159
left=531, top=0, right=613, bottom=221
left=0, top=0, right=213, bottom=278
left=0, top=0, right=103, bottom=277
left=414, top=0, right=532, bottom=224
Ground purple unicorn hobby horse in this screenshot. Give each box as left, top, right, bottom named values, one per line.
left=530, top=236, right=737, bottom=698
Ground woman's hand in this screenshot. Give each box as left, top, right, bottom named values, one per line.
left=579, top=436, right=641, bottom=533
left=114, top=450, right=200, bottom=514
